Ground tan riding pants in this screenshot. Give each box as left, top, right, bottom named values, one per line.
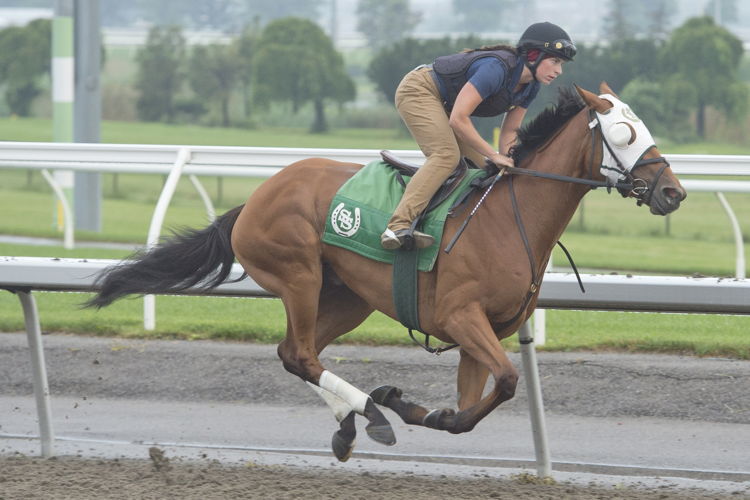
left=388, top=66, right=486, bottom=232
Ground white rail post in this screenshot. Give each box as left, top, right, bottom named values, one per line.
left=40, top=169, right=75, bottom=249
left=715, top=192, right=746, bottom=279
left=143, top=147, right=192, bottom=330
left=18, top=291, right=54, bottom=457
left=519, top=320, right=552, bottom=478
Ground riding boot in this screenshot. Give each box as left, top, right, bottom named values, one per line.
left=380, top=228, right=434, bottom=250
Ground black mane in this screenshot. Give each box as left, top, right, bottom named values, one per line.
left=511, top=87, right=585, bottom=165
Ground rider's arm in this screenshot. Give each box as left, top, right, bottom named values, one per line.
left=449, top=82, right=514, bottom=168
left=498, top=106, right=527, bottom=156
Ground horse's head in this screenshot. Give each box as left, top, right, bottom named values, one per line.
left=575, top=82, right=686, bottom=215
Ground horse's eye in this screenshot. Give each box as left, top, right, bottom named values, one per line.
left=609, top=122, right=634, bottom=147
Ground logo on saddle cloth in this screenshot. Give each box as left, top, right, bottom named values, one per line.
left=331, top=202, right=361, bottom=237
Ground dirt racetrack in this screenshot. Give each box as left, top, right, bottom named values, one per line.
left=2, top=453, right=744, bottom=500
left=1, top=332, right=749, bottom=499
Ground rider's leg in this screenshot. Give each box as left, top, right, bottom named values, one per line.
left=382, top=67, right=461, bottom=250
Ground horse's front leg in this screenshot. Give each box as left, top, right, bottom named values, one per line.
left=369, top=351, right=488, bottom=426
left=371, top=350, right=489, bottom=428
left=457, top=347, right=490, bottom=410
left=372, top=305, right=518, bottom=434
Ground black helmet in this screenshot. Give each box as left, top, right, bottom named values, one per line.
left=517, top=22, right=576, bottom=61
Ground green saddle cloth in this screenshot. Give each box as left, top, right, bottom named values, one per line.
left=322, top=160, right=486, bottom=271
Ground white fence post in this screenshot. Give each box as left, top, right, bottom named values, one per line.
left=17, top=290, right=54, bottom=457
left=715, top=192, right=746, bottom=279
left=40, top=169, right=75, bottom=250
left=519, top=321, right=552, bottom=477
left=143, top=147, right=192, bottom=330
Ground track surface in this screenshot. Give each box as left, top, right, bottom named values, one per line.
left=1, top=332, right=749, bottom=499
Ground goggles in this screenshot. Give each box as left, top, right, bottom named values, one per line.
left=543, top=39, right=577, bottom=60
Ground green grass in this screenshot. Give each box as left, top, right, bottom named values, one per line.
left=1, top=292, right=748, bottom=359
left=540, top=310, right=750, bottom=359
left=0, top=291, right=409, bottom=345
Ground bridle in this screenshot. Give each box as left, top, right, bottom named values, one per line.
left=586, top=93, right=671, bottom=206
left=501, top=94, right=672, bottom=206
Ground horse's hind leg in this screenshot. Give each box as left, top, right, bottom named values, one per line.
left=233, top=194, right=393, bottom=454
left=274, top=273, right=395, bottom=454
left=304, top=281, right=376, bottom=461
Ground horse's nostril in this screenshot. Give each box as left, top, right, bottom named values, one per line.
left=662, top=186, right=685, bottom=203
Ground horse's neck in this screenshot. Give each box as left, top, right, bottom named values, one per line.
left=510, top=113, right=593, bottom=262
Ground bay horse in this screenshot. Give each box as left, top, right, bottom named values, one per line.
left=86, top=83, right=686, bottom=461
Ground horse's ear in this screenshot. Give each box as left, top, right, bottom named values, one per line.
left=599, top=81, right=618, bottom=98
left=575, top=84, right=611, bottom=113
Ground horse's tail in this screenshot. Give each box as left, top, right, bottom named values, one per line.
left=84, top=204, right=245, bottom=309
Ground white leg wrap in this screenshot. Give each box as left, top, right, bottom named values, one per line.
left=318, top=370, right=369, bottom=415
left=306, top=381, right=354, bottom=422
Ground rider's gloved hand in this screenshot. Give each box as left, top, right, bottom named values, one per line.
left=486, top=152, right=514, bottom=169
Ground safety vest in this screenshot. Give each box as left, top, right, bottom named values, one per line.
left=432, top=49, right=518, bottom=117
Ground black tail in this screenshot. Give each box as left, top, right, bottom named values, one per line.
left=84, top=204, right=245, bottom=309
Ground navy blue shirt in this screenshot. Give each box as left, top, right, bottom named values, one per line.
left=435, top=56, right=539, bottom=110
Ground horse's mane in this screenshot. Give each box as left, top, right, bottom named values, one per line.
left=510, top=87, right=585, bottom=165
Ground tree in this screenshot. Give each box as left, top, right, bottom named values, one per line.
left=356, top=0, right=422, bottom=50
left=659, top=16, right=747, bottom=138
left=135, top=26, right=186, bottom=122
left=252, top=17, right=355, bottom=133
left=452, top=0, right=518, bottom=33
left=189, top=43, right=239, bottom=126
left=0, top=19, right=50, bottom=116
left=621, top=77, right=697, bottom=142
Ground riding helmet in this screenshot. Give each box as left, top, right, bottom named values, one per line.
left=517, top=22, right=577, bottom=61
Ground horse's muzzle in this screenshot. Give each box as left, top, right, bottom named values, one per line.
left=650, top=185, right=687, bottom=215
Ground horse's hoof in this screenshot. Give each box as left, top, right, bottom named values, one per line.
left=370, top=385, right=402, bottom=406
left=363, top=399, right=396, bottom=446
left=365, top=423, right=396, bottom=446
left=423, top=408, right=456, bottom=430
left=332, top=431, right=355, bottom=462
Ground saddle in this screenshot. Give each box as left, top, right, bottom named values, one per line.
left=379, top=150, right=471, bottom=216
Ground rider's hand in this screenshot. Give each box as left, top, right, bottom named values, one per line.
left=487, top=152, right=514, bottom=169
